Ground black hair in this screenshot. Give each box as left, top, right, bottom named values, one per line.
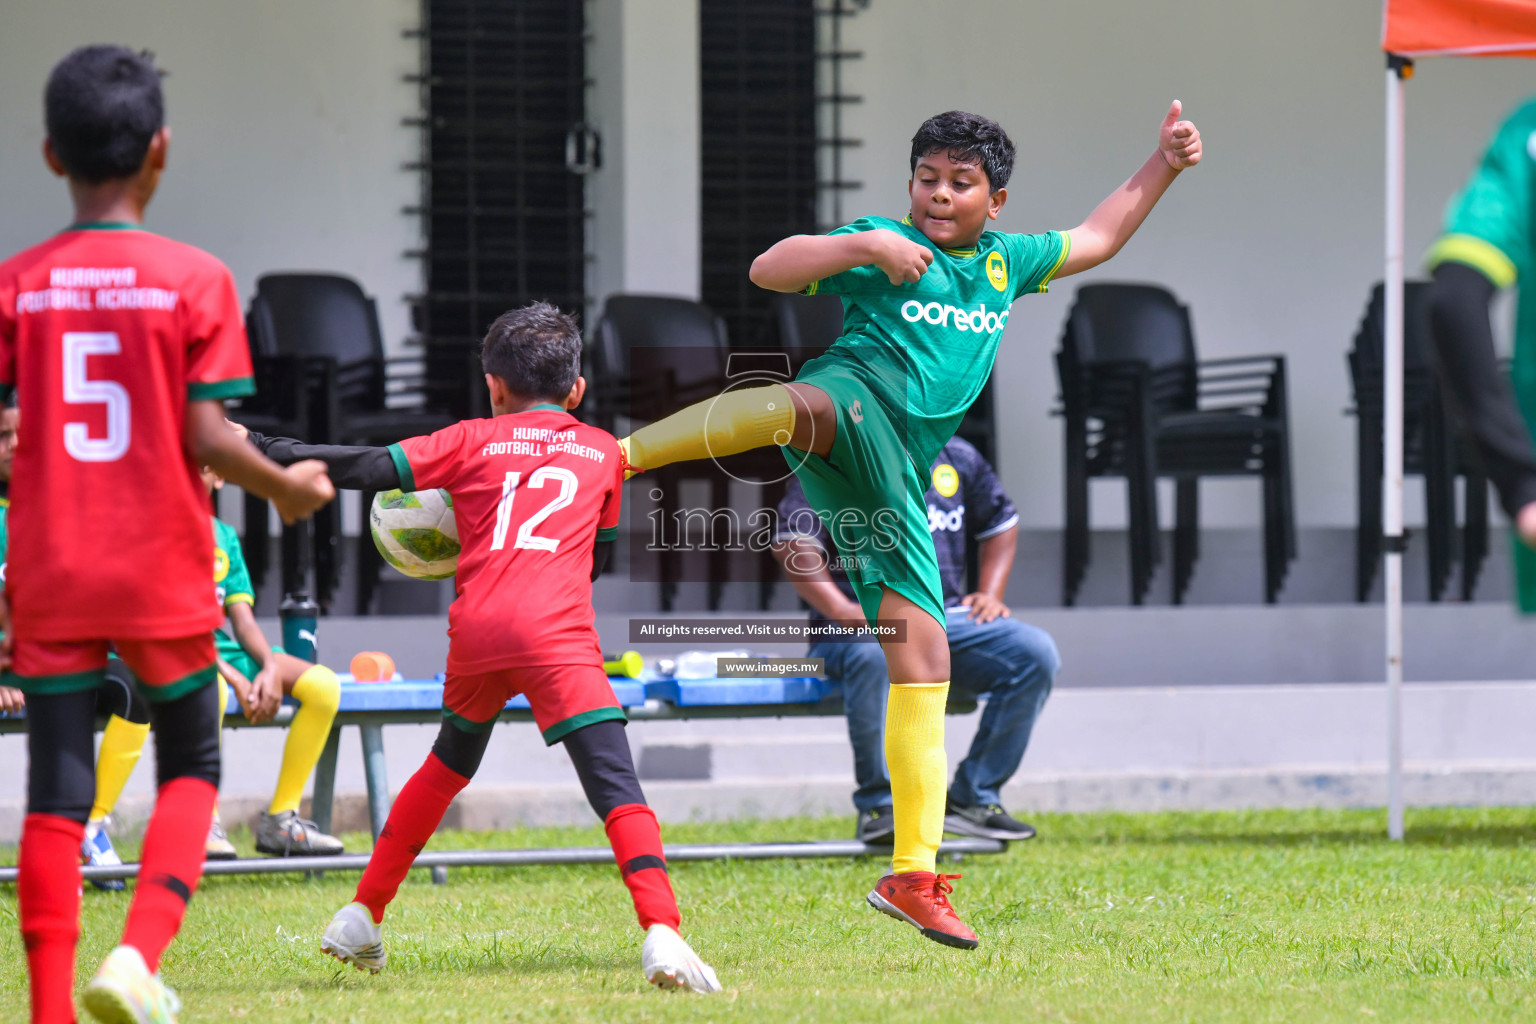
left=909, top=110, right=1015, bottom=192
left=45, top=45, right=165, bottom=184
left=481, top=301, right=582, bottom=401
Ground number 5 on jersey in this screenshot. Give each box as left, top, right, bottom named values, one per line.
left=63, top=331, right=131, bottom=462
left=490, top=466, right=578, bottom=552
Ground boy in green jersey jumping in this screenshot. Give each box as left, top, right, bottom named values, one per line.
left=619, top=104, right=1202, bottom=948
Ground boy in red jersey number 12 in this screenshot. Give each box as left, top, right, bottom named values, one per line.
left=0, top=46, right=334, bottom=1024
left=242, top=302, right=722, bottom=994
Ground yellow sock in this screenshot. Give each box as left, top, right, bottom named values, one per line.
left=620, top=384, right=795, bottom=478
left=89, top=715, right=150, bottom=823
left=270, top=665, right=340, bottom=815
left=885, top=681, right=950, bottom=875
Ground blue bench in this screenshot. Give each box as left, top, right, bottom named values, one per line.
left=3, top=673, right=976, bottom=842
left=228, top=674, right=853, bottom=839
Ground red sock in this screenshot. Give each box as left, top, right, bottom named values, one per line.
left=19, top=813, right=84, bottom=1024
left=604, top=803, right=680, bottom=930
left=355, top=753, right=469, bottom=924
left=121, top=778, right=217, bottom=973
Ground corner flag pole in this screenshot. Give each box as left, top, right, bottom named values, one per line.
left=1384, top=53, right=1413, bottom=841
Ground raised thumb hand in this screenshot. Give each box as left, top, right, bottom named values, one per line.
left=1163, top=100, right=1182, bottom=127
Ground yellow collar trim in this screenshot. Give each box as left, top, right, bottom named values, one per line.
left=901, top=213, right=977, bottom=257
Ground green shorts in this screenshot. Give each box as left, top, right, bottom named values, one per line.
left=216, top=637, right=286, bottom=682
left=784, top=360, right=946, bottom=628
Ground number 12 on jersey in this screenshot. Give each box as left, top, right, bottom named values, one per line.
left=490, top=466, right=578, bottom=552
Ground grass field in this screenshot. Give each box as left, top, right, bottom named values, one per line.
left=3, top=806, right=1536, bottom=1022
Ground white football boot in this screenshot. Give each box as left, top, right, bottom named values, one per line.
left=641, top=924, right=722, bottom=993
left=320, top=901, right=387, bottom=974
left=81, top=945, right=182, bottom=1024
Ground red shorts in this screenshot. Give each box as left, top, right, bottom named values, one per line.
left=443, top=663, right=625, bottom=744
left=6, top=634, right=217, bottom=700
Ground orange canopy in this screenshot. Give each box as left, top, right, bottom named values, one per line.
left=1383, top=0, right=1536, bottom=57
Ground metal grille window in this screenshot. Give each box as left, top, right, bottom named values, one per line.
left=410, top=0, right=588, bottom=415
left=700, top=0, right=819, bottom=350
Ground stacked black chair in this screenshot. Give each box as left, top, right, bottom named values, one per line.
left=760, top=293, right=849, bottom=609
left=589, top=296, right=730, bottom=611
left=1056, top=283, right=1296, bottom=606
left=225, top=344, right=328, bottom=605
left=246, top=273, right=456, bottom=612
left=1347, top=281, right=1490, bottom=602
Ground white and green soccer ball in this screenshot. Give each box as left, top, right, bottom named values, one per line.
left=370, top=488, right=460, bottom=580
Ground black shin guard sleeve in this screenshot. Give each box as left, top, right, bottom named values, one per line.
left=1429, top=261, right=1536, bottom=517
left=149, top=682, right=222, bottom=789
left=26, top=690, right=98, bottom=823
left=590, top=540, right=612, bottom=582
left=431, top=718, right=492, bottom=779
left=98, top=659, right=151, bottom=725
left=562, top=719, right=646, bottom=820
left=245, top=431, right=402, bottom=492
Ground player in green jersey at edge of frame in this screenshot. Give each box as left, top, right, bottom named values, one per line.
left=617, top=103, right=1202, bottom=949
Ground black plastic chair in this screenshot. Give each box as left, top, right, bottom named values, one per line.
left=772, top=292, right=843, bottom=377
left=1347, top=281, right=1490, bottom=602
left=248, top=273, right=456, bottom=612
left=1056, top=283, right=1296, bottom=606
left=589, top=295, right=730, bottom=610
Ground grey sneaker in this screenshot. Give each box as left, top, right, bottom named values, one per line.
left=255, top=810, right=345, bottom=856
left=856, top=806, right=896, bottom=845
left=205, top=817, right=238, bottom=861
left=943, top=799, right=1037, bottom=841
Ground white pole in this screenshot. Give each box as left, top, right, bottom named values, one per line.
left=1384, top=60, right=1407, bottom=841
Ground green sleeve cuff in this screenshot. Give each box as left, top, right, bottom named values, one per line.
left=1426, top=234, right=1517, bottom=289
left=596, top=526, right=618, bottom=542
left=387, top=442, right=416, bottom=492
left=803, top=280, right=821, bottom=296
left=188, top=376, right=256, bottom=401
left=224, top=593, right=255, bottom=607
left=1033, top=233, right=1072, bottom=295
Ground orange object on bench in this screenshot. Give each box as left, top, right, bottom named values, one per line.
left=350, top=652, right=396, bottom=682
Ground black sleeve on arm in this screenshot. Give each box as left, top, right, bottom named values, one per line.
left=591, top=540, right=613, bottom=582
left=244, top=430, right=402, bottom=492
left=1429, top=261, right=1536, bottom=518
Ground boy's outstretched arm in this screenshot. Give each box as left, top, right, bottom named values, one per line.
left=750, top=228, right=934, bottom=293
left=240, top=427, right=403, bottom=492
left=187, top=401, right=334, bottom=524
left=1057, top=100, right=1202, bottom=279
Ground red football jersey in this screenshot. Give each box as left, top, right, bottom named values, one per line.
left=0, top=226, right=254, bottom=641
left=391, top=406, right=623, bottom=672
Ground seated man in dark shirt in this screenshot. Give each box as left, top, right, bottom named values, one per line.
left=771, top=436, right=1056, bottom=842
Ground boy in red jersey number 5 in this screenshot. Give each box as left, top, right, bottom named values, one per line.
left=243, top=302, right=721, bottom=994
left=0, top=47, right=334, bottom=1024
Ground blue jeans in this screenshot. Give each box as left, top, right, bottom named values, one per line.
left=810, top=607, right=1058, bottom=813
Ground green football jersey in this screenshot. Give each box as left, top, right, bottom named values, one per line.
left=804, top=215, right=1068, bottom=467
left=1427, top=98, right=1536, bottom=611
left=212, top=516, right=254, bottom=651
left=0, top=501, right=8, bottom=592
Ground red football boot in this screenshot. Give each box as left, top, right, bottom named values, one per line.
left=866, top=871, right=979, bottom=949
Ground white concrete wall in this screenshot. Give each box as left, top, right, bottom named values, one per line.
left=586, top=0, right=702, bottom=313
left=834, top=0, right=1536, bottom=529
left=0, top=0, right=422, bottom=355
left=7, top=0, right=1516, bottom=534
